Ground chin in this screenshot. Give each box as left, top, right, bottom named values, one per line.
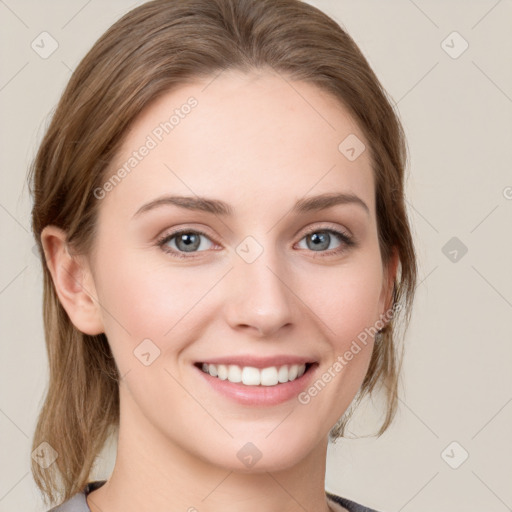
left=196, top=428, right=322, bottom=473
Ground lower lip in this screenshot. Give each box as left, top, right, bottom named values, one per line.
left=194, top=363, right=319, bottom=406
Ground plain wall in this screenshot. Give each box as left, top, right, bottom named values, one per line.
left=0, top=1, right=511, bottom=511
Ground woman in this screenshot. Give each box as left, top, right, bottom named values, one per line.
left=28, top=1, right=417, bottom=511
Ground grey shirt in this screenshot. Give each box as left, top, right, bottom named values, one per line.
left=48, top=480, right=382, bottom=512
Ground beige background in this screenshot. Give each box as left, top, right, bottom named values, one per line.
left=1, top=0, right=511, bottom=511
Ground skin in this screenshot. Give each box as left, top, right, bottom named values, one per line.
left=42, top=68, right=398, bottom=512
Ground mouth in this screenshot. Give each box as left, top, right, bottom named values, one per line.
left=192, top=354, right=320, bottom=406
left=193, top=361, right=317, bottom=387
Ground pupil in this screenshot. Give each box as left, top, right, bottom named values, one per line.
left=309, top=232, right=329, bottom=250
left=178, top=233, right=199, bottom=252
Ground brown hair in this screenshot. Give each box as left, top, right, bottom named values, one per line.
left=28, top=0, right=417, bottom=506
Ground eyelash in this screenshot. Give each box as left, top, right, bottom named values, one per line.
left=156, top=224, right=355, bottom=260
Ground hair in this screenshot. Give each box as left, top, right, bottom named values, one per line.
left=28, top=0, right=417, bottom=506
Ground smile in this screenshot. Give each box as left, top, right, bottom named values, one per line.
left=197, top=362, right=313, bottom=386
left=193, top=360, right=319, bottom=406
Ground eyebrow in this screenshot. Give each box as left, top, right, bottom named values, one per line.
left=132, top=192, right=370, bottom=219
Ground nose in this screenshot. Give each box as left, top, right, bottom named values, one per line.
left=223, top=246, right=297, bottom=338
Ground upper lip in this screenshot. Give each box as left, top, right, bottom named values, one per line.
left=196, top=355, right=316, bottom=369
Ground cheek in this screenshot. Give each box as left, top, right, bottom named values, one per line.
left=91, top=250, right=200, bottom=365
left=301, top=258, right=384, bottom=347
left=97, top=240, right=204, bottom=318
left=92, top=246, right=235, bottom=378
left=293, top=260, right=383, bottom=422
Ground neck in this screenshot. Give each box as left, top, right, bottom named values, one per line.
left=87, top=388, right=336, bottom=512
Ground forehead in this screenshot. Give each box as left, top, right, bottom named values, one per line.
left=102, top=68, right=375, bottom=218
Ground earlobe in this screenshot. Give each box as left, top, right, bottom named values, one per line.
left=40, top=225, right=104, bottom=335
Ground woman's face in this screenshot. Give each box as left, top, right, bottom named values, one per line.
left=85, top=69, right=394, bottom=471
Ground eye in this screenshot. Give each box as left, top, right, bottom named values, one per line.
left=157, top=225, right=355, bottom=260
left=157, top=229, right=216, bottom=259
left=295, top=226, right=355, bottom=257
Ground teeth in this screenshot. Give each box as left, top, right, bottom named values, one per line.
left=277, top=365, right=288, bottom=383
left=217, top=364, right=228, bottom=380
left=260, top=367, right=278, bottom=386
left=242, top=366, right=261, bottom=386
left=228, top=364, right=242, bottom=383
left=201, top=363, right=307, bottom=386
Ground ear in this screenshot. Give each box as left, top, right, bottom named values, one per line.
left=40, top=225, right=104, bottom=335
left=379, top=246, right=399, bottom=316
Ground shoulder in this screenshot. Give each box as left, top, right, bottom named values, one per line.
left=326, top=490, right=384, bottom=512
left=46, top=481, right=107, bottom=512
